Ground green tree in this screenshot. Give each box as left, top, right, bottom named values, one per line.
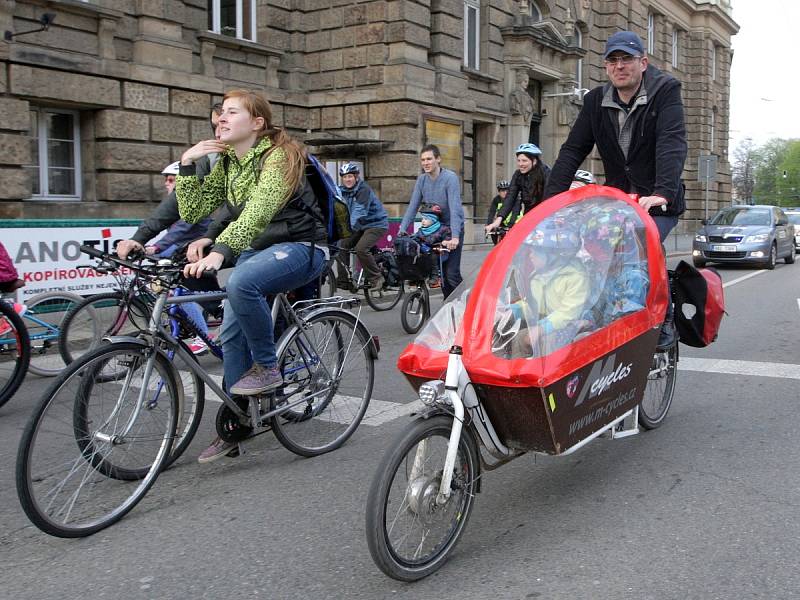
left=775, top=140, right=800, bottom=207
left=731, top=138, right=756, bottom=202
left=752, top=138, right=792, bottom=203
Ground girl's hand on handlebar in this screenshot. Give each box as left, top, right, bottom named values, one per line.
left=184, top=251, right=224, bottom=279
left=181, top=140, right=228, bottom=165
left=186, top=237, right=213, bottom=262
left=638, top=195, right=668, bottom=211
left=116, top=239, right=144, bottom=260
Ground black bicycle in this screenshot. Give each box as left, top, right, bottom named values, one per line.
left=320, top=246, right=405, bottom=311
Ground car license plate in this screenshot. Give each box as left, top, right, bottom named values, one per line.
left=712, top=244, right=737, bottom=252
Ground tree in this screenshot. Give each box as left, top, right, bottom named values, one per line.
left=731, top=138, right=756, bottom=203
left=752, top=138, right=792, bottom=203
left=776, top=140, right=800, bottom=207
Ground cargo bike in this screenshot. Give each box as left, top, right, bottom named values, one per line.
left=365, top=186, right=678, bottom=581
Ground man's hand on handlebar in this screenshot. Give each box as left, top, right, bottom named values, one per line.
left=116, top=239, right=144, bottom=260
left=184, top=251, right=224, bottom=279
left=186, top=237, right=213, bottom=262
left=638, top=195, right=668, bottom=211
left=441, top=238, right=460, bottom=251
left=485, top=217, right=502, bottom=234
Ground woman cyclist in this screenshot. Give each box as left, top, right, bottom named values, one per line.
left=486, top=143, right=548, bottom=235
left=176, top=89, right=328, bottom=463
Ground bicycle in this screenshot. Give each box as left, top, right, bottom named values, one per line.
left=17, top=245, right=378, bottom=538
left=398, top=246, right=448, bottom=334
left=320, top=246, right=405, bottom=311
left=0, top=296, right=30, bottom=408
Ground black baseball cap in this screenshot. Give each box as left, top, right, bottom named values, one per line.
left=604, top=31, right=645, bottom=58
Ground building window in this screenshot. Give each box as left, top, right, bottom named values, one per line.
left=24, top=108, right=81, bottom=200
left=647, top=12, right=655, bottom=54
left=464, top=0, right=480, bottom=70
left=711, top=45, right=718, bottom=80
left=574, top=27, right=583, bottom=87
left=710, top=107, right=717, bottom=153
left=530, top=2, right=542, bottom=21
left=208, top=0, right=257, bottom=42
left=671, top=28, right=679, bottom=68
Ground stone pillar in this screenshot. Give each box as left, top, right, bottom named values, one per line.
left=98, top=17, right=117, bottom=61
left=132, top=1, right=193, bottom=73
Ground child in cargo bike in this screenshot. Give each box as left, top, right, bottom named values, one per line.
left=405, top=203, right=450, bottom=288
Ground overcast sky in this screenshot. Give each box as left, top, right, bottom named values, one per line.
left=728, top=1, right=800, bottom=154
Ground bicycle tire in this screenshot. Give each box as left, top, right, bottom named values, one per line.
left=320, top=263, right=338, bottom=298
left=639, top=342, right=678, bottom=429
left=365, top=415, right=479, bottom=581
left=59, top=292, right=150, bottom=365
left=365, top=280, right=404, bottom=311
left=400, top=287, right=428, bottom=334
left=0, top=301, right=30, bottom=409
left=16, top=341, right=178, bottom=537
left=270, top=309, right=374, bottom=457
left=161, top=339, right=205, bottom=469
left=25, top=291, right=83, bottom=377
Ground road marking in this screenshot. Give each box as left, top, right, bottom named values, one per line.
left=679, top=356, right=800, bottom=380
left=722, top=270, right=767, bottom=289
left=797, top=298, right=800, bottom=312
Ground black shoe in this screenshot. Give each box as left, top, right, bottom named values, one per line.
left=656, top=319, right=677, bottom=350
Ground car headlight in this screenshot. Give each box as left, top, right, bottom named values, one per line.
left=418, top=380, right=448, bottom=406
left=745, top=233, right=769, bottom=243
left=695, top=234, right=707, bottom=242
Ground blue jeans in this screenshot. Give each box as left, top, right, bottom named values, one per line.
left=219, top=243, right=325, bottom=393
left=441, top=233, right=464, bottom=299
left=652, top=215, right=679, bottom=243
left=181, top=301, right=208, bottom=336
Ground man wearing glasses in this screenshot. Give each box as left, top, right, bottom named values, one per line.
left=543, top=30, right=687, bottom=349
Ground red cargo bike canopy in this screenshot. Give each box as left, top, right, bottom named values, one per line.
left=398, top=185, right=669, bottom=388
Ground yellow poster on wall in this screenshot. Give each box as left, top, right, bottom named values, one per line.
left=424, top=119, right=463, bottom=180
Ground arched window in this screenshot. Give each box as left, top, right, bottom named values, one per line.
left=574, top=27, right=583, bottom=87
left=530, top=1, right=542, bottom=22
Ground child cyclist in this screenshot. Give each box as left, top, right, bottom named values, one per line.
left=176, top=89, right=328, bottom=463
left=486, top=180, right=521, bottom=244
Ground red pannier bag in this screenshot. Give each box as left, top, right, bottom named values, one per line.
left=672, top=260, right=725, bottom=347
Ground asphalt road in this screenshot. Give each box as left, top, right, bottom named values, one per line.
left=2, top=245, right=799, bottom=600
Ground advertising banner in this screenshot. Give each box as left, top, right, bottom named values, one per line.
left=2, top=224, right=140, bottom=301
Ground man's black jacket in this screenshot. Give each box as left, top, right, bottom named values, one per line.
left=543, top=64, right=687, bottom=217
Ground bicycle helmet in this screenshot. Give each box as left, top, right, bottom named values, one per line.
left=339, top=162, right=360, bottom=176
left=161, top=161, right=180, bottom=176
left=497, top=180, right=511, bottom=190
left=420, top=203, right=442, bottom=216
left=573, top=169, right=595, bottom=185
left=524, top=219, right=581, bottom=257
left=515, top=143, right=542, bottom=158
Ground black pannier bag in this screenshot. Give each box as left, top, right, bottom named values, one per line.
left=393, top=237, right=435, bottom=281
left=672, top=260, right=726, bottom=348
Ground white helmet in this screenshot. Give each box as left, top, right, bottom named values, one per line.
left=162, top=161, right=180, bottom=176
left=573, top=169, right=595, bottom=184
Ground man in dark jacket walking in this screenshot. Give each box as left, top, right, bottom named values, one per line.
left=543, top=30, right=687, bottom=348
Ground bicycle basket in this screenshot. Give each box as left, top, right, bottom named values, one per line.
left=397, top=253, right=435, bottom=281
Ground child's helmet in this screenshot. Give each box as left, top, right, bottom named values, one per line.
left=339, top=162, right=360, bottom=176
left=525, top=220, right=581, bottom=256
left=420, top=203, right=442, bottom=216
left=497, top=180, right=511, bottom=190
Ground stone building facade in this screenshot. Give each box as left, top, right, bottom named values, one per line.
left=0, top=0, right=737, bottom=238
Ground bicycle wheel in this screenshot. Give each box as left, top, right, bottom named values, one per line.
left=59, top=292, right=150, bottom=365
left=271, top=309, right=374, bottom=457
left=0, top=301, right=30, bottom=409
left=400, top=287, right=428, bottom=334
left=16, top=342, right=178, bottom=537
left=161, top=340, right=205, bottom=469
left=319, top=263, right=337, bottom=298
left=365, top=415, right=479, bottom=581
left=25, top=291, right=83, bottom=377
left=365, top=280, right=404, bottom=311
left=639, top=342, right=677, bottom=429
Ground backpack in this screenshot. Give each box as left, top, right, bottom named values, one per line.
left=671, top=260, right=726, bottom=348
left=305, top=154, right=351, bottom=244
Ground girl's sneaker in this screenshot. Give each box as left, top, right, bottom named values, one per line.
left=0, top=303, right=26, bottom=336
left=187, top=336, right=208, bottom=355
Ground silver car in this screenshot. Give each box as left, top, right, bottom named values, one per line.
left=692, top=205, right=795, bottom=269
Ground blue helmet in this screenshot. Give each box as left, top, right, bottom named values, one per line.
left=525, top=220, right=581, bottom=256
left=515, top=143, right=542, bottom=157
left=339, top=162, right=360, bottom=176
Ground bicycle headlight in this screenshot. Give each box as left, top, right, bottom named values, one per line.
left=418, top=380, right=447, bottom=406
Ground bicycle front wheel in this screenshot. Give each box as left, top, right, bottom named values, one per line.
left=59, top=292, right=150, bottom=365
left=400, top=287, right=428, bottom=334
left=16, top=342, right=178, bottom=537
left=0, top=301, right=30, bottom=409
left=365, top=280, right=404, bottom=311
left=639, top=342, right=677, bottom=429
left=25, top=291, right=83, bottom=377
left=271, top=310, right=374, bottom=457
left=365, top=415, right=479, bottom=581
